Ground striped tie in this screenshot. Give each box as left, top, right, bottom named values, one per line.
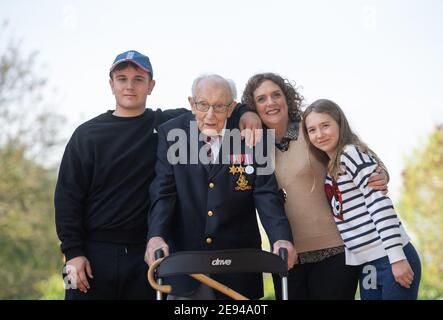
left=205, top=136, right=213, bottom=161
left=205, top=135, right=220, bottom=164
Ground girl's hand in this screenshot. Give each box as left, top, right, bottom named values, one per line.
left=367, top=166, right=388, bottom=194
left=391, top=259, right=414, bottom=288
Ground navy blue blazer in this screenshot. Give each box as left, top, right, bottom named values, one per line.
left=148, top=112, right=293, bottom=299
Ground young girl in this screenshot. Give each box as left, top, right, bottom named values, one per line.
left=302, top=99, right=421, bottom=300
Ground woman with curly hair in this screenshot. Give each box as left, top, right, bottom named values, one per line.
left=241, top=73, right=389, bottom=299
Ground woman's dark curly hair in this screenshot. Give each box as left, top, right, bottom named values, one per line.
left=241, top=72, right=303, bottom=122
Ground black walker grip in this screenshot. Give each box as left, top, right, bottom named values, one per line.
left=155, top=248, right=165, bottom=260
left=153, top=248, right=165, bottom=300
left=278, top=247, right=289, bottom=276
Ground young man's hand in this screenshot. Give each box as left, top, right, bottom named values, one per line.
left=66, top=256, right=94, bottom=293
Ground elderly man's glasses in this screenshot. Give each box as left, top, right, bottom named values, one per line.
left=194, top=101, right=232, bottom=113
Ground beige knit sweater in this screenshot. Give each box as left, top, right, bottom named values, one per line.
left=274, top=128, right=344, bottom=253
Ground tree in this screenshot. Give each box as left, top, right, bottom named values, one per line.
left=0, top=21, right=65, bottom=299
left=397, top=124, right=443, bottom=299
left=0, top=21, right=64, bottom=161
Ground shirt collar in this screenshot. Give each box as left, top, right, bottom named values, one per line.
left=275, top=121, right=299, bottom=152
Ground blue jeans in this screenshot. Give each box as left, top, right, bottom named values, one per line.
left=359, top=242, right=421, bottom=300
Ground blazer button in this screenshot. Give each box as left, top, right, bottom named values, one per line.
left=206, top=237, right=213, bottom=245
left=209, top=182, right=215, bottom=189
left=208, top=210, right=214, bottom=217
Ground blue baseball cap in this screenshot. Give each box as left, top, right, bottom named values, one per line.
left=110, top=50, right=153, bottom=78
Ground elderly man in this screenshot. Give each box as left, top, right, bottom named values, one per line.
left=146, top=74, right=296, bottom=300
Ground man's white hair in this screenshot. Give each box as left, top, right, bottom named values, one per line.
left=191, top=74, right=237, bottom=101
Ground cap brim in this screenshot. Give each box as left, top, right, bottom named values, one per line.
left=109, top=59, right=151, bottom=74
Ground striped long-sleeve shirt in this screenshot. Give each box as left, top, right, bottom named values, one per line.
left=324, top=144, right=410, bottom=266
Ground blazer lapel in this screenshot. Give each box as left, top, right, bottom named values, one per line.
left=184, top=116, right=212, bottom=173
left=207, top=118, right=239, bottom=179
left=208, top=135, right=229, bottom=178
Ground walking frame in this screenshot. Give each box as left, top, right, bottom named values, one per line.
left=147, top=248, right=289, bottom=300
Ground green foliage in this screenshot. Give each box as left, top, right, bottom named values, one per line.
left=398, top=125, right=443, bottom=299
left=0, top=143, right=62, bottom=299
left=35, top=273, right=64, bottom=300
left=0, top=21, right=65, bottom=161
left=0, top=21, right=65, bottom=299
left=262, top=274, right=276, bottom=300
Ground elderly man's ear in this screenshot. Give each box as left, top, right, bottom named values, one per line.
left=227, top=101, right=237, bottom=118
left=188, top=96, right=196, bottom=114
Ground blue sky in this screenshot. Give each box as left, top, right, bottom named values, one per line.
left=2, top=0, right=443, bottom=201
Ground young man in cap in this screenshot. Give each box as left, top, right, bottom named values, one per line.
left=55, top=50, right=261, bottom=300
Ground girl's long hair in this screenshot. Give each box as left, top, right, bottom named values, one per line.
left=302, top=99, right=382, bottom=180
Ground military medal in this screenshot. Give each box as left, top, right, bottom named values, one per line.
left=235, top=174, right=252, bottom=191
left=229, top=154, right=252, bottom=191
left=230, top=154, right=243, bottom=164
left=243, top=154, right=254, bottom=175
left=245, top=165, right=254, bottom=175
left=237, top=165, right=245, bottom=174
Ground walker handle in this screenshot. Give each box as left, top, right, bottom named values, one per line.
left=278, top=247, right=288, bottom=276
left=154, top=248, right=166, bottom=300
left=155, top=248, right=164, bottom=260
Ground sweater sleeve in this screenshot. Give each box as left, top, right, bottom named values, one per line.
left=147, top=125, right=177, bottom=240
left=233, top=103, right=255, bottom=119
left=341, top=145, right=406, bottom=264
left=54, top=132, right=91, bottom=261
left=160, top=108, right=189, bottom=124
